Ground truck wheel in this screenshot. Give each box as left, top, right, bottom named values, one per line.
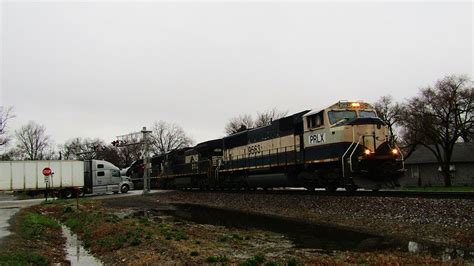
left=120, top=184, right=130, bottom=194
left=61, top=189, right=74, bottom=199
left=75, top=188, right=86, bottom=197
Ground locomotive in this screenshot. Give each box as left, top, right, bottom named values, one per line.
left=128, top=101, right=405, bottom=191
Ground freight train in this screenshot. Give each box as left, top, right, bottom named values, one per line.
left=127, top=101, right=405, bottom=191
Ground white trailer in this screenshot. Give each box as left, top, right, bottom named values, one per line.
left=0, top=160, right=133, bottom=198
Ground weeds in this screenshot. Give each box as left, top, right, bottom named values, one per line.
left=240, top=254, right=265, bottom=266
left=287, top=258, right=301, bottom=266
left=232, top=233, right=244, bottom=240
left=64, top=217, right=84, bottom=231
left=63, top=206, right=74, bottom=214
left=20, top=212, right=59, bottom=239
left=159, top=224, right=188, bottom=241
left=0, top=251, right=48, bottom=266
left=264, top=262, right=277, bottom=266
left=206, top=255, right=229, bottom=263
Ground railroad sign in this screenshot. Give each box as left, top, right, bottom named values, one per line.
left=42, top=167, right=52, bottom=176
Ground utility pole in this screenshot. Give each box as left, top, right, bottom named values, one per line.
left=141, top=127, right=152, bottom=195
left=114, top=126, right=152, bottom=195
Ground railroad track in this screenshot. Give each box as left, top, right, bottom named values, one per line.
left=180, top=188, right=474, bottom=199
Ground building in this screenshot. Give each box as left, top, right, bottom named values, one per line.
left=400, top=143, right=474, bottom=187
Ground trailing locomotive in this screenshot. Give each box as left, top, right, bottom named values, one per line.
left=128, top=101, right=405, bottom=191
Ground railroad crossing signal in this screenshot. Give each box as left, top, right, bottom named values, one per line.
left=115, top=127, right=153, bottom=195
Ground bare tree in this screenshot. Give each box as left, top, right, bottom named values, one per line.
left=97, top=145, right=123, bottom=167
left=150, top=121, right=193, bottom=155
left=255, top=108, right=288, bottom=127
left=373, top=95, right=402, bottom=137
left=0, top=106, right=15, bottom=147
left=116, top=136, right=143, bottom=167
left=59, top=137, right=105, bottom=160
left=15, top=121, right=51, bottom=160
left=225, top=114, right=254, bottom=135
left=398, top=75, right=473, bottom=187
left=225, top=108, right=288, bottom=135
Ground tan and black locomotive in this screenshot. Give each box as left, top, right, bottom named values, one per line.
left=128, top=101, right=405, bottom=191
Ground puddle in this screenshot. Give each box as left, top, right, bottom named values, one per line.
left=137, top=203, right=474, bottom=261
left=62, top=225, right=102, bottom=266
left=0, top=208, right=19, bottom=242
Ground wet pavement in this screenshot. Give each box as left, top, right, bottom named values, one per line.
left=0, top=208, right=19, bottom=244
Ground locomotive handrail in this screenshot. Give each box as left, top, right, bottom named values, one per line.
left=341, top=142, right=357, bottom=178
left=348, top=135, right=364, bottom=173
left=341, top=127, right=357, bottom=178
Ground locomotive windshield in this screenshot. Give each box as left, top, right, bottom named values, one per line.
left=359, top=110, right=377, bottom=118
left=328, top=110, right=357, bottom=124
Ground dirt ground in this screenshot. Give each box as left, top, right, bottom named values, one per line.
left=94, top=191, right=473, bottom=264
left=2, top=191, right=473, bottom=265
left=104, top=191, right=474, bottom=248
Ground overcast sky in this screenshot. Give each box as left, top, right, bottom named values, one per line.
left=1, top=1, right=472, bottom=147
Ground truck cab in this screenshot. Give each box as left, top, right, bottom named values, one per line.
left=84, top=160, right=134, bottom=194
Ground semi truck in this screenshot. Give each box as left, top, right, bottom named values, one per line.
left=0, top=160, right=133, bottom=198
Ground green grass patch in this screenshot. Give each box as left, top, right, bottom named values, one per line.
left=240, top=254, right=265, bottom=266
left=264, top=262, right=277, bottom=266
left=287, top=258, right=302, bottom=266
left=19, top=212, right=60, bottom=239
left=64, top=217, right=84, bottom=231
left=402, top=186, right=474, bottom=192
left=206, top=255, right=229, bottom=263
left=0, top=251, right=48, bottom=266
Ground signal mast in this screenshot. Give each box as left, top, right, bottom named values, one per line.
left=113, top=127, right=152, bottom=194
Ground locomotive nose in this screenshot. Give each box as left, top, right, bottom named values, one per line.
left=348, top=118, right=386, bottom=155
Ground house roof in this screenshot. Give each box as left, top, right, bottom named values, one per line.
left=405, top=142, right=474, bottom=164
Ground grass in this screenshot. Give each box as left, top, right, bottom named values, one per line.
left=19, top=212, right=60, bottom=239
left=0, top=251, right=48, bottom=266
left=240, top=254, right=265, bottom=266
left=402, top=186, right=474, bottom=192
left=206, top=255, right=229, bottom=263
left=64, top=217, right=84, bottom=231
left=0, top=209, right=66, bottom=265
left=286, top=258, right=302, bottom=266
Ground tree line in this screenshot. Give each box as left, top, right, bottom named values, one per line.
left=1, top=74, right=472, bottom=187
left=0, top=106, right=289, bottom=168
left=0, top=119, right=192, bottom=168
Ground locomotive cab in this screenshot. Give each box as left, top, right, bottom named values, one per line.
left=302, top=101, right=404, bottom=189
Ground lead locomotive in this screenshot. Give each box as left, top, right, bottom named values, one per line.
left=129, top=101, right=404, bottom=191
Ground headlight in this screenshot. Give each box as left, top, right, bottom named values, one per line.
left=364, top=149, right=371, bottom=155
left=391, top=148, right=399, bottom=155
